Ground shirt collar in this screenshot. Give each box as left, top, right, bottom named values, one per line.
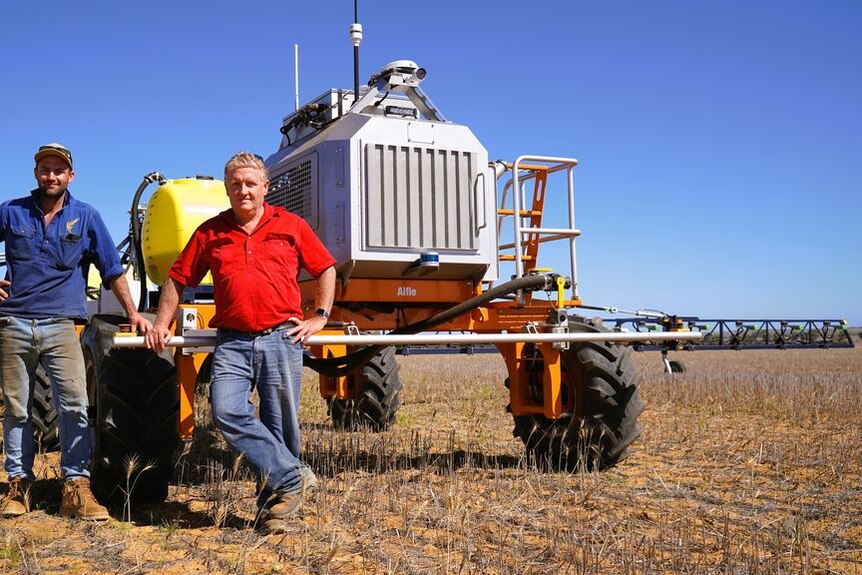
left=29, top=188, right=73, bottom=215
left=219, top=202, right=275, bottom=234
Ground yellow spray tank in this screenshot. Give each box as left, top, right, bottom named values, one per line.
left=141, top=177, right=229, bottom=286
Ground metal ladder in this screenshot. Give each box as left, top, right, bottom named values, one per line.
left=495, top=155, right=581, bottom=303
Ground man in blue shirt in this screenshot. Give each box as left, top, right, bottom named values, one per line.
left=0, top=143, right=152, bottom=520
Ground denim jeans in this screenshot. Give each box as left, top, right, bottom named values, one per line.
left=0, top=316, right=91, bottom=480
left=210, top=326, right=305, bottom=507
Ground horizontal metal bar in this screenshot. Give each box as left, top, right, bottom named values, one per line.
left=517, top=227, right=582, bottom=236
left=511, top=155, right=580, bottom=171
left=498, top=254, right=536, bottom=261
left=396, top=345, right=498, bottom=356
left=113, top=330, right=702, bottom=349
left=605, top=317, right=855, bottom=349
left=496, top=209, right=543, bottom=217
left=500, top=233, right=583, bottom=251
left=635, top=343, right=855, bottom=351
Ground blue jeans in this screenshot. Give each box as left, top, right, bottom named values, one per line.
left=0, top=316, right=91, bottom=480
left=210, top=326, right=305, bottom=507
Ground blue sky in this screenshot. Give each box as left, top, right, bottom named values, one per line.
left=2, top=1, right=860, bottom=325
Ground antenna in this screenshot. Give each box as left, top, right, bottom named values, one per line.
left=294, top=44, right=300, bottom=111
left=349, top=0, right=363, bottom=104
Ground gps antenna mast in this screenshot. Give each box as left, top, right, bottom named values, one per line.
left=349, top=0, right=362, bottom=103
left=294, top=43, right=300, bottom=111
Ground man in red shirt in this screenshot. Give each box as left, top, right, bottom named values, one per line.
left=145, top=151, right=335, bottom=533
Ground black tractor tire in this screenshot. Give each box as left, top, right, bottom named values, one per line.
left=32, top=367, right=60, bottom=452
left=81, top=314, right=180, bottom=503
left=0, top=367, right=61, bottom=453
left=328, top=346, right=403, bottom=431
left=511, top=319, right=644, bottom=471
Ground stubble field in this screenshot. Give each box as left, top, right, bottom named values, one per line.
left=1, top=343, right=861, bottom=574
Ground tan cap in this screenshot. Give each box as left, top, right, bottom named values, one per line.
left=34, top=143, right=73, bottom=168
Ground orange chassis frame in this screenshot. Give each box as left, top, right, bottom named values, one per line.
left=171, top=277, right=581, bottom=440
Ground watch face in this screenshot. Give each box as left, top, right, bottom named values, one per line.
left=316, top=308, right=329, bottom=319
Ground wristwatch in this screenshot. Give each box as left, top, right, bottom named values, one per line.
left=315, top=308, right=330, bottom=320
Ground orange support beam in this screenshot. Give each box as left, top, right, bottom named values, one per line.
left=540, top=346, right=563, bottom=419
left=177, top=353, right=197, bottom=440
left=312, top=341, right=352, bottom=400
left=497, top=342, right=565, bottom=419
left=174, top=303, right=216, bottom=440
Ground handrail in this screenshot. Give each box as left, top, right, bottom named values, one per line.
left=113, top=330, right=702, bottom=349
left=496, top=155, right=580, bottom=303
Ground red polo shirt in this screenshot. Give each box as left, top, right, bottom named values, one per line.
left=168, top=203, right=336, bottom=332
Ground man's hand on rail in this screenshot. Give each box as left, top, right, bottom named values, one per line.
left=145, top=324, right=173, bottom=353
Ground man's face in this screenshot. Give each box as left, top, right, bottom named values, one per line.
left=226, top=166, right=269, bottom=216
left=34, top=156, right=74, bottom=199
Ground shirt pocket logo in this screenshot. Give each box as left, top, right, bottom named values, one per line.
left=66, top=217, right=81, bottom=236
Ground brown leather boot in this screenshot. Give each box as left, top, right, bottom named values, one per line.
left=0, top=477, right=31, bottom=517
left=258, top=491, right=304, bottom=534
left=268, top=491, right=303, bottom=519
left=59, top=477, right=110, bottom=521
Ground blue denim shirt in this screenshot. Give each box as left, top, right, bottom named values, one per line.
left=0, top=189, right=124, bottom=320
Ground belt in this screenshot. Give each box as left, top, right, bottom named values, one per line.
left=219, top=321, right=294, bottom=338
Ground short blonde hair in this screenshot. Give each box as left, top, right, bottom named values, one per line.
left=224, top=151, right=268, bottom=183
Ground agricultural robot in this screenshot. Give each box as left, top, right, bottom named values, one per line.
left=15, top=55, right=849, bottom=502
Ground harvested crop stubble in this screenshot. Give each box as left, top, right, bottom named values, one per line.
left=1, top=346, right=860, bottom=574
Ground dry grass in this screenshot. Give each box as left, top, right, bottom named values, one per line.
left=1, top=345, right=861, bottom=574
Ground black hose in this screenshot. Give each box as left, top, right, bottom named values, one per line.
left=129, top=172, right=165, bottom=312
left=303, top=273, right=554, bottom=377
